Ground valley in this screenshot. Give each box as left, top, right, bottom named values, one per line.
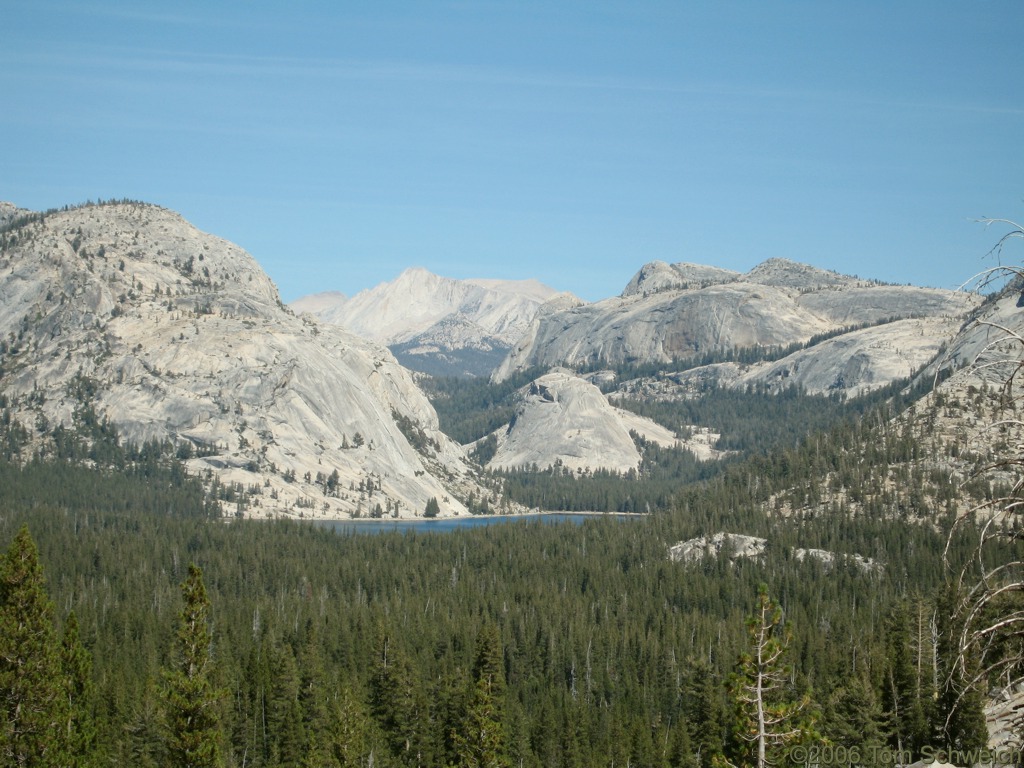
left=2, top=199, right=1023, bottom=767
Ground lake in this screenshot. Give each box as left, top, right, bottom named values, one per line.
left=317, top=513, right=640, bottom=535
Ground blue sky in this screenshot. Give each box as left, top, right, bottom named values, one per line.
left=3, top=2, right=1022, bottom=302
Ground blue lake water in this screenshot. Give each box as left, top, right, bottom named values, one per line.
left=317, top=513, right=639, bottom=535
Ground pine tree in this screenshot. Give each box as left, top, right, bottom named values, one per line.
left=162, top=563, right=225, bottom=768
left=0, top=524, right=67, bottom=768
left=298, top=620, right=337, bottom=768
left=822, top=672, right=886, bottom=767
left=267, top=641, right=305, bottom=767
left=667, top=715, right=699, bottom=768
left=688, top=664, right=725, bottom=768
left=60, top=611, right=99, bottom=767
left=881, top=607, right=928, bottom=757
left=933, top=586, right=987, bottom=753
left=725, top=586, right=814, bottom=768
left=122, top=680, right=166, bottom=768
left=453, top=624, right=510, bottom=768
left=331, top=685, right=372, bottom=768
left=425, top=497, right=441, bottom=518
left=369, top=629, right=425, bottom=765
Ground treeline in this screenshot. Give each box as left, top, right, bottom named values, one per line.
left=0, top=197, right=154, bottom=236
left=618, top=369, right=946, bottom=455
left=494, top=438, right=721, bottom=513
left=0, top=502, right=996, bottom=767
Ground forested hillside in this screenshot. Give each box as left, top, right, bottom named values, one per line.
left=424, top=360, right=952, bottom=517
left=2, top=203, right=1021, bottom=767
left=0, top=386, right=1017, bottom=767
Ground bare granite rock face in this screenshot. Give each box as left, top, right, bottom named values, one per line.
left=668, top=532, right=768, bottom=563
left=618, top=315, right=968, bottom=399
left=668, top=532, right=881, bottom=572
left=480, top=369, right=699, bottom=473
left=493, top=258, right=981, bottom=388
left=621, top=260, right=741, bottom=297
left=0, top=201, right=490, bottom=519
left=924, top=284, right=1024, bottom=384
left=293, top=267, right=564, bottom=377
left=0, top=202, right=32, bottom=229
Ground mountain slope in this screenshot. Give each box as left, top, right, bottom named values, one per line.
left=477, top=369, right=713, bottom=474
left=292, top=267, right=562, bottom=377
left=620, top=316, right=967, bottom=399
left=0, top=201, right=489, bottom=519
left=739, top=274, right=1024, bottom=528
left=493, top=258, right=981, bottom=385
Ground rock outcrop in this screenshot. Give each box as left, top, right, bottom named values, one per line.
left=0, top=201, right=490, bottom=519
left=493, top=258, right=981, bottom=389
left=0, top=202, right=32, bottom=229
left=619, top=316, right=967, bottom=399
left=621, top=260, right=741, bottom=297
left=479, top=369, right=697, bottom=473
left=668, top=532, right=881, bottom=572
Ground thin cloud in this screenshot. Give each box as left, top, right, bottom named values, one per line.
left=7, top=41, right=1020, bottom=121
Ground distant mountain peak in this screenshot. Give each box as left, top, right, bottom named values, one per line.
left=622, top=260, right=739, bottom=297
left=292, top=268, right=566, bottom=377
left=744, top=258, right=858, bottom=289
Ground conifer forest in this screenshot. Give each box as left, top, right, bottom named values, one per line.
left=3, top=341, right=1024, bottom=768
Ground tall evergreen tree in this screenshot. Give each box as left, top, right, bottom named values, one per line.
left=0, top=525, right=67, bottom=768
left=667, top=715, right=699, bottom=768
left=330, top=685, right=373, bottom=768
left=369, top=629, right=426, bottom=765
left=60, top=611, right=99, bottom=767
left=725, top=586, right=814, bottom=768
left=881, top=607, right=928, bottom=757
left=162, top=563, right=225, bottom=768
left=122, top=680, right=165, bottom=768
left=267, top=641, right=305, bottom=768
left=298, top=621, right=336, bottom=768
left=688, top=664, right=725, bottom=768
left=933, top=586, right=988, bottom=753
left=453, top=624, right=510, bottom=768
left=821, top=672, right=886, bottom=768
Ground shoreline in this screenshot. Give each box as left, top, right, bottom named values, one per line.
left=309, top=509, right=648, bottom=524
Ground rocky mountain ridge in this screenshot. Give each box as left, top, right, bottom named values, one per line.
left=622, top=257, right=859, bottom=298
left=493, top=258, right=982, bottom=391
left=292, top=267, right=564, bottom=377
left=616, top=315, right=966, bottom=399
left=0, top=201, right=492, bottom=519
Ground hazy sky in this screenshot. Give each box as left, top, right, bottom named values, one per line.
left=3, top=1, right=1022, bottom=302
